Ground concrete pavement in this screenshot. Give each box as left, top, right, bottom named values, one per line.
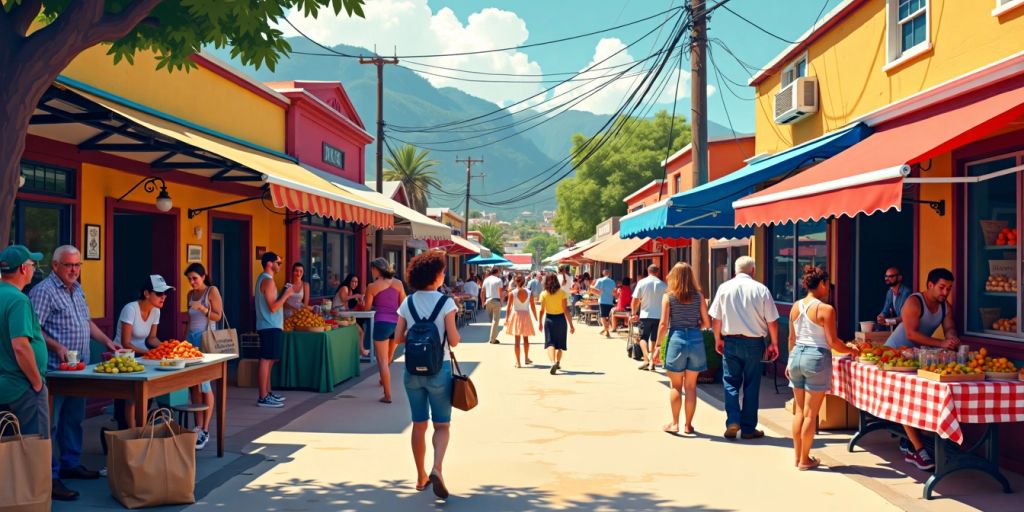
left=184, top=316, right=916, bottom=511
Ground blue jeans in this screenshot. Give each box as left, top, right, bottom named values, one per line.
left=721, top=337, right=766, bottom=434
left=51, top=394, right=85, bottom=478
left=404, top=361, right=453, bottom=423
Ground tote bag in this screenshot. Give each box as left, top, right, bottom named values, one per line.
left=0, top=412, right=51, bottom=512
left=199, top=289, right=238, bottom=355
left=450, top=351, right=478, bottom=411
left=105, top=409, right=197, bottom=509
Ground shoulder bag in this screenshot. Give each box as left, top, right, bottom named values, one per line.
left=450, top=350, right=478, bottom=411
left=200, top=288, right=239, bottom=355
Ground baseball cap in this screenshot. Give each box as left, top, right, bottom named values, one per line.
left=146, top=274, right=175, bottom=293
left=0, top=245, right=43, bottom=273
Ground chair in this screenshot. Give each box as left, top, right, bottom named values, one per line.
left=170, top=403, right=210, bottom=430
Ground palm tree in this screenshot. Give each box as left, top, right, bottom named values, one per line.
left=476, top=222, right=505, bottom=256
left=384, top=144, right=440, bottom=213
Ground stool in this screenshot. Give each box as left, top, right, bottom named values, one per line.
left=170, top=403, right=209, bottom=430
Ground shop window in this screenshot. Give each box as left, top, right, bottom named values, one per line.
left=299, top=223, right=356, bottom=299
left=768, top=221, right=826, bottom=303
left=887, top=0, right=929, bottom=63
left=20, top=161, right=74, bottom=198
left=711, top=244, right=750, bottom=301
left=781, top=54, right=807, bottom=88
left=11, top=201, right=72, bottom=288
left=964, top=153, right=1023, bottom=339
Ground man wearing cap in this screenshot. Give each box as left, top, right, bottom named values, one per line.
left=0, top=246, right=49, bottom=458
left=29, top=245, right=117, bottom=499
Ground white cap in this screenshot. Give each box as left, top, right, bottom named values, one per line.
left=149, top=274, right=175, bottom=293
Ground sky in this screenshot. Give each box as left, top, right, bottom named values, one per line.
left=281, top=0, right=845, bottom=133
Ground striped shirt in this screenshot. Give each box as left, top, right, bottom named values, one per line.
left=667, top=293, right=703, bottom=329
left=29, top=272, right=93, bottom=371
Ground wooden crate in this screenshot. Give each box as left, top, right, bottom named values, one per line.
left=855, top=331, right=892, bottom=344
left=916, top=369, right=986, bottom=382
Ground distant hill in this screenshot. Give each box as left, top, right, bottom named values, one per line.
left=212, top=38, right=748, bottom=218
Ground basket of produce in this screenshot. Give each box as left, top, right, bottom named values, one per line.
left=918, top=363, right=986, bottom=382
left=141, top=340, right=205, bottom=364
left=284, top=307, right=327, bottom=332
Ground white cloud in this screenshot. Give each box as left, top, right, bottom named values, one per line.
left=549, top=38, right=715, bottom=116
left=281, top=0, right=545, bottom=108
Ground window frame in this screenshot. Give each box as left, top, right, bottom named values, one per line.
left=781, top=53, right=808, bottom=89
left=767, top=221, right=827, bottom=304
left=673, top=174, right=681, bottom=194
left=993, top=0, right=1024, bottom=16
left=298, top=220, right=358, bottom=299
left=886, top=0, right=931, bottom=66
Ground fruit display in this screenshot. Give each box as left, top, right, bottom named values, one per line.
left=985, top=275, right=1018, bottom=293
left=94, top=356, right=145, bottom=374
left=858, top=353, right=880, bottom=365
left=882, top=356, right=920, bottom=371
left=991, top=317, right=1018, bottom=332
left=969, top=347, right=1019, bottom=373
left=919, top=362, right=983, bottom=376
left=142, top=340, right=204, bottom=360
left=284, top=307, right=326, bottom=331
left=58, top=361, right=86, bottom=371
left=995, top=227, right=1017, bottom=246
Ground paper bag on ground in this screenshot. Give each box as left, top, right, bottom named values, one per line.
left=105, top=409, right=197, bottom=509
left=0, top=412, right=51, bottom=512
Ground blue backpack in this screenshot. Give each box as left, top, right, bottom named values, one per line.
left=404, top=295, right=451, bottom=376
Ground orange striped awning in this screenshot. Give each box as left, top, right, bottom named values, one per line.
left=269, top=183, right=392, bottom=229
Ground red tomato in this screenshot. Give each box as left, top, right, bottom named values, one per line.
left=76, top=362, right=86, bottom=370
left=59, top=362, right=69, bottom=371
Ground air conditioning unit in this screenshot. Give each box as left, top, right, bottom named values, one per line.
left=774, top=76, right=818, bottom=125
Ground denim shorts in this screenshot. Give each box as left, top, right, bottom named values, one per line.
left=186, top=330, right=212, bottom=393
left=404, top=361, right=453, bottom=423
left=787, top=345, right=833, bottom=392
left=663, top=328, right=707, bottom=373
left=373, top=321, right=397, bottom=341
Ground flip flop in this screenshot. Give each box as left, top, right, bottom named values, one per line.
left=429, top=472, right=449, bottom=500
left=683, top=425, right=695, bottom=434
left=663, top=424, right=679, bottom=434
left=415, top=478, right=431, bottom=492
left=379, top=397, right=392, bottom=404
left=798, top=457, right=821, bottom=471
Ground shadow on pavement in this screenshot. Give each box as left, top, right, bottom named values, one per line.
left=189, top=478, right=734, bottom=511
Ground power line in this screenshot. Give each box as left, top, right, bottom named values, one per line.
left=720, top=4, right=798, bottom=45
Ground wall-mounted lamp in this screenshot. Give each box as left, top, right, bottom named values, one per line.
left=117, top=176, right=173, bottom=212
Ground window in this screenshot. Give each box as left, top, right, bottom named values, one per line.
left=994, top=0, right=1024, bottom=16
left=887, top=0, right=929, bottom=63
left=710, top=244, right=749, bottom=301
left=299, top=215, right=357, bottom=298
left=768, top=220, right=827, bottom=303
left=673, top=174, right=681, bottom=194
left=20, top=161, right=75, bottom=197
left=781, top=54, right=807, bottom=88
left=629, top=204, right=644, bottom=213
left=10, top=201, right=72, bottom=288
left=963, top=152, right=1024, bottom=340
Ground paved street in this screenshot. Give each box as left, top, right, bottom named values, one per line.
left=182, top=316, right=913, bottom=512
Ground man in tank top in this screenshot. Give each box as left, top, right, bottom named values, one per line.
left=884, top=268, right=960, bottom=472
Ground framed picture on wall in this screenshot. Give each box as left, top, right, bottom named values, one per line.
left=255, top=246, right=267, bottom=260
left=84, top=224, right=101, bottom=260
left=187, top=244, right=202, bottom=263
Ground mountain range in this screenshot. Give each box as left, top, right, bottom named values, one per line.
left=212, top=38, right=738, bottom=218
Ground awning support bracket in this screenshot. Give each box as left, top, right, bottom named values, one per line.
left=188, top=190, right=269, bottom=219
left=902, top=198, right=945, bottom=216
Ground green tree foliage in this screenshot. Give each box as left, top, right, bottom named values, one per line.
left=526, top=233, right=562, bottom=263
left=476, top=223, right=505, bottom=256
left=553, top=110, right=690, bottom=241
left=384, top=144, right=441, bottom=213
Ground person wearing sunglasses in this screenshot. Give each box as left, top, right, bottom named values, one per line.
left=876, top=267, right=911, bottom=326
left=114, top=275, right=174, bottom=427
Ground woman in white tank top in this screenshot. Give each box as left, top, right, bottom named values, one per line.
left=786, top=266, right=859, bottom=471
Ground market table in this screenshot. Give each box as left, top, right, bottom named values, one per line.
left=337, top=310, right=375, bottom=362
left=46, top=353, right=235, bottom=457
left=831, top=357, right=1023, bottom=498
left=273, top=325, right=360, bottom=393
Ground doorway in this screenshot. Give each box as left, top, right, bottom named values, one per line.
left=855, top=208, right=915, bottom=332
left=211, top=216, right=251, bottom=331
left=112, top=208, right=178, bottom=340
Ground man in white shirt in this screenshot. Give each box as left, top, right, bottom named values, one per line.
left=481, top=267, right=506, bottom=344
left=708, top=256, right=779, bottom=440
left=631, top=265, right=667, bottom=370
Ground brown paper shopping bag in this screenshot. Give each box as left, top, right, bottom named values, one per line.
left=0, top=412, right=51, bottom=512
left=105, top=409, right=197, bottom=509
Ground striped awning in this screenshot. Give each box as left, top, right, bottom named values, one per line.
left=268, top=182, right=392, bottom=228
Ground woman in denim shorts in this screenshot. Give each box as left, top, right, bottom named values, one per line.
left=786, top=266, right=859, bottom=470
left=394, top=251, right=460, bottom=500
left=654, top=262, right=711, bottom=435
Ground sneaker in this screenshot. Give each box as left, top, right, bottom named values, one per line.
left=898, top=437, right=912, bottom=455
left=906, top=448, right=935, bottom=471
left=195, top=430, right=210, bottom=450
left=257, top=396, right=284, bottom=408
left=98, top=467, right=108, bottom=477
left=268, top=392, right=287, bottom=402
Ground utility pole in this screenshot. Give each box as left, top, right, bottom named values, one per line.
left=360, top=55, right=399, bottom=258
left=690, top=0, right=711, bottom=292
left=456, top=156, right=485, bottom=236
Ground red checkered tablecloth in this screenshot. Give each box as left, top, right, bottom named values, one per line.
left=831, top=358, right=1024, bottom=444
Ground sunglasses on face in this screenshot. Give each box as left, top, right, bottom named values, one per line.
left=152, top=291, right=167, bottom=298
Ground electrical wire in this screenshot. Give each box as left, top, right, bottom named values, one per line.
left=658, top=48, right=685, bottom=201
left=720, top=4, right=799, bottom=45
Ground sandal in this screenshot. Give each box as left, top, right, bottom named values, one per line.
left=379, top=397, right=392, bottom=404
left=525, top=358, right=532, bottom=365
left=683, top=425, right=695, bottom=434
left=429, top=472, right=449, bottom=500
left=415, top=478, right=431, bottom=492
left=798, top=457, right=821, bottom=471
left=663, top=424, right=679, bottom=434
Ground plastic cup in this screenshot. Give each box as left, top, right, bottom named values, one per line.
left=859, top=321, right=875, bottom=333
left=66, top=350, right=79, bottom=365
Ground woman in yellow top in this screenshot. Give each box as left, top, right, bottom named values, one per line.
left=538, top=273, right=575, bottom=375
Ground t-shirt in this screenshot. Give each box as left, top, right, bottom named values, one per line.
left=463, top=281, right=480, bottom=299
left=526, top=278, right=542, bottom=298
left=398, top=290, right=459, bottom=361
left=633, top=275, right=668, bottom=319
left=593, top=276, right=616, bottom=305
left=113, top=301, right=161, bottom=352
left=708, top=273, right=780, bottom=337
left=482, top=275, right=504, bottom=302
left=540, top=289, right=568, bottom=315
left=558, top=273, right=574, bottom=295
left=0, top=281, right=47, bottom=404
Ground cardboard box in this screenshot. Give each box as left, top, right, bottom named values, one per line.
left=236, top=359, right=259, bottom=388
left=786, top=395, right=858, bottom=430
left=855, top=331, right=891, bottom=344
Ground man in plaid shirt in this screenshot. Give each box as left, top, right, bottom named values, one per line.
left=29, top=245, right=118, bottom=500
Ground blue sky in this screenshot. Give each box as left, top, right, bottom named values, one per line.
left=283, top=0, right=843, bottom=133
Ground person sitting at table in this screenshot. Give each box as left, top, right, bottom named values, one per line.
left=876, top=266, right=912, bottom=326
left=610, top=276, right=632, bottom=332
left=885, top=267, right=960, bottom=471
left=114, top=275, right=174, bottom=427
left=183, top=263, right=222, bottom=450
left=282, top=262, right=310, bottom=319
left=334, top=274, right=368, bottom=357
left=786, top=265, right=858, bottom=470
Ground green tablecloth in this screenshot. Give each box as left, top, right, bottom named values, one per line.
left=273, top=326, right=361, bottom=392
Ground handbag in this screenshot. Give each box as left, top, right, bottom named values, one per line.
left=105, top=408, right=197, bottom=509
left=199, top=288, right=238, bottom=355
left=450, top=351, right=478, bottom=411
left=627, top=337, right=644, bottom=361
left=0, top=412, right=51, bottom=512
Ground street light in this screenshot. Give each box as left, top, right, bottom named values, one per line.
left=117, top=176, right=173, bottom=212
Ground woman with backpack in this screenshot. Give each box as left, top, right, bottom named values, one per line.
left=505, top=273, right=537, bottom=368
left=538, top=272, right=575, bottom=375
left=394, top=251, right=460, bottom=500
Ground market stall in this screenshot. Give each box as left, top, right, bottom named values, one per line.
left=273, top=325, right=361, bottom=393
